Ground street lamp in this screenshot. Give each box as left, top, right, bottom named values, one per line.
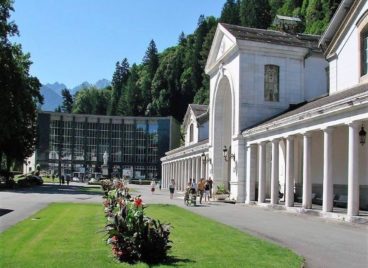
left=223, top=146, right=235, bottom=162
left=201, top=152, right=211, bottom=164
left=359, top=125, right=366, bottom=145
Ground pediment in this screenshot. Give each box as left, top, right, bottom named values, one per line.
left=205, top=23, right=237, bottom=74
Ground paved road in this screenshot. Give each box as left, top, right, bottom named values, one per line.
left=1, top=183, right=367, bottom=268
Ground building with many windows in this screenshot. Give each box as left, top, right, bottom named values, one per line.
left=161, top=0, right=368, bottom=222
left=27, top=112, right=180, bottom=180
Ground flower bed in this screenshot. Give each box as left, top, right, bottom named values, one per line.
left=103, top=179, right=171, bottom=264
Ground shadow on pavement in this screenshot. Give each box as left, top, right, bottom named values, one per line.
left=0, top=208, right=13, bottom=217
left=0, top=184, right=102, bottom=196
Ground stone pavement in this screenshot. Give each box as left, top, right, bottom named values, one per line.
left=1, top=183, right=367, bottom=268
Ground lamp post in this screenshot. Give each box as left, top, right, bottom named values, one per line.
left=223, top=146, right=235, bottom=162
left=359, top=125, right=366, bottom=145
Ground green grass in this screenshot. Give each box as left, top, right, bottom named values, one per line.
left=0, top=203, right=302, bottom=268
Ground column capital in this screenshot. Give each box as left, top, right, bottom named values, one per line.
left=301, top=131, right=312, bottom=137
left=321, top=126, right=335, bottom=133
left=346, top=121, right=361, bottom=128
left=258, top=141, right=267, bottom=146
left=271, top=138, right=280, bottom=145
left=284, top=135, right=294, bottom=141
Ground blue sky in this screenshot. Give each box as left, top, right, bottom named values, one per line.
left=11, top=0, right=224, bottom=88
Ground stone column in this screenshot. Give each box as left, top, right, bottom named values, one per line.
left=271, top=139, right=280, bottom=205
left=322, top=127, right=334, bottom=212
left=184, top=159, right=188, bottom=187
left=285, top=136, right=295, bottom=207
left=302, top=132, right=312, bottom=209
left=192, top=158, right=196, bottom=181
left=258, top=142, right=266, bottom=203
left=347, top=122, right=360, bottom=217
left=197, top=157, right=201, bottom=180
left=162, top=164, right=165, bottom=188
left=246, top=144, right=257, bottom=203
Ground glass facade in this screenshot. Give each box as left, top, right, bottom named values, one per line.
left=35, top=113, right=178, bottom=180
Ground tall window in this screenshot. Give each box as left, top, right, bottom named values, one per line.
left=189, top=123, right=194, bottom=142
left=362, top=30, right=368, bottom=76
left=264, top=65, right=280, bottom=102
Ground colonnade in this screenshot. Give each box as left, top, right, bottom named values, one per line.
left=246, top=122, right=363, bottom=217
left=161, top=154, right=209, bottom=191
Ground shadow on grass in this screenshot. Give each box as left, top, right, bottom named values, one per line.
left=146, top=256, right=195, bottom=267
left=0, top=184, right=102, bottom=196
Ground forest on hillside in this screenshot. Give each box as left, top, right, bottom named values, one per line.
left=60, top=0, right=342, bottom=122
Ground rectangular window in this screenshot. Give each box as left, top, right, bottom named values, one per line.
left=362, top=32, right=368, bottom=76
left=264, top=65, right=280, bottom=102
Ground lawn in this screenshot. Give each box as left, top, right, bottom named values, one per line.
left=0, top=203, right=303, bottom=268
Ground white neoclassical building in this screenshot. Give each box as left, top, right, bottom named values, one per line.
left=161, top=0, right=368, bottom=220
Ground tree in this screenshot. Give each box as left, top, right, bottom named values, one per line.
left=0, top=0, right=42, bottom=175
left=220, top=0, right=240, bottom=25
left=61, top=88, right=73, bottom=113
left=72, top=87, right=110, bottom=115
left=140, top=40, right=159, bottom=115
left=109, top=58, right=130, bottom=115
left=240, top=0, right=272, bottom=29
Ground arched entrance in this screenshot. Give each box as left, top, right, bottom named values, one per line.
left=212, top=76, right=233, bottom=190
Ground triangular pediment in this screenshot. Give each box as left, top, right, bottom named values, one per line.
left=205, top=23, right=237, bottom=74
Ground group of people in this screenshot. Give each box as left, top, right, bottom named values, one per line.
left=189, top=177, right=213, bottom=204
left=168, top=177, right=213, bottom=204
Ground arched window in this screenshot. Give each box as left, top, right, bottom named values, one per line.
left=189, top=123, right=194, bottom=142
left=264, top=65, right=280, bottom=102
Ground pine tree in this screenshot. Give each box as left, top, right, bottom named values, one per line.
left=240, top=0, right=272, bottom=29
left=109, top=58, right=130, bottom=115
left=220, top=0, right=240, bottom=25
left=61, top=88, right=73, bottom=113
left=143, top=39, right=159, bottom=81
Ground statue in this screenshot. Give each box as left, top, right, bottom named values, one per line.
left=103, top=151, right=108, bottom=165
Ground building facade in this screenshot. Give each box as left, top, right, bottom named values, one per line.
left=30, top=112, right=180, bottom=179
left=162, top=0, right=368, bottom=221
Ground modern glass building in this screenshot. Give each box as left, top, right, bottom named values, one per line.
left=34, top=112, right=180, bottom=180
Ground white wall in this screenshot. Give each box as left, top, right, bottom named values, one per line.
left=184, top=112, right=199, bottom=146
left=329, top=2, right=368, bottom=93
left=304, top=55, right=329, bottom=100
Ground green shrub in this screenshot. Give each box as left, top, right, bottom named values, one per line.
left=103, top=182, right=171, bottom=264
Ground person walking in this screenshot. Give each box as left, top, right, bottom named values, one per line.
left=208, top=177, right=213, bottom=198
left=66, top=174, right=70, bottom=186
left=204, top=179, right=210, bottom=202
left=150, top=180, right=156, bottom=194
left=169, top=179, right=175, bottom=199
left=197, top=178, right=206, bottom=204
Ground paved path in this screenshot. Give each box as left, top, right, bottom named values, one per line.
left=1, top=183, right=367, bottom=268
left=0, top=183, right=102, bottom=232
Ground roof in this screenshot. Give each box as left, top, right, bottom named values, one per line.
left=189, top=104, right=208, bottom=117
left=220, top=23, right=320, bottom=50
left=163, top=139, right=209, bottom=158
left=243, top=82, right=368, bottom=133
left=274, top=15, right=302, bottom=24
left=318, top=0, right=355, bottom=49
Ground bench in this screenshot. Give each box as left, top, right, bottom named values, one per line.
left=295, top=193, right=316, bottom=203
left=334, top=195, right=348, bottom=208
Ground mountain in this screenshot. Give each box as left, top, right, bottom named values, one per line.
left=71, top=81, right=91, bottom=95
left=39, top=84, right=63, bottom=111
left=39, top=79, right=111, bottom=112
left=43, top=82, right=67, bottom=96
left=95, top=79, right=111, bottom=89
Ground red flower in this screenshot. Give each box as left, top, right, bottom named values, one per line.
left=134, top=197, right=142, bottom=207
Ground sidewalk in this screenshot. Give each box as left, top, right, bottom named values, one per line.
left=1, top=183, right=367, bottom=268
